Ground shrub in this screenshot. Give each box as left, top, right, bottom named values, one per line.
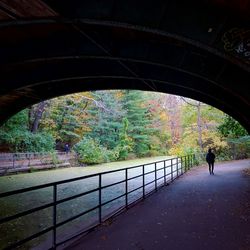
left=227, top=136, right=250, bottom=160
left=116, top=144, right=132, bottom=160
left=105, top=147, right=120, bottom=162
left=0, top=110, right=55, bottom=153
left=0, top=130, right=55, bottom=152
left=74, top=137, right=107, bottom=164
left=50, top=151, right=60, bottom=166
left=126, top=152, right=137, bottom=160
left=135, top=143, right=150, bottom=157
left=22, top=132, right=55, bottom=152
left=147, top=150, right=162, bottom=157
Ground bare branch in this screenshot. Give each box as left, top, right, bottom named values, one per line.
left=80, top=96, right=112, bottom=113
left=180, top=97, right=200, bottom=107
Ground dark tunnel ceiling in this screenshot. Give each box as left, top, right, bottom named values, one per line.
left=0, top=0, right=249, bottom=132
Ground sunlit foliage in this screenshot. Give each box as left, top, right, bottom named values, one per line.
left=0, top=90, right=248, bottom=163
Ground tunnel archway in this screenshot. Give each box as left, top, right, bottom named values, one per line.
left=0, top=0, right=249, bottom=131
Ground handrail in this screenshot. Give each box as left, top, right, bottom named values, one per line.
left=0, top=154, right=195, bottom=249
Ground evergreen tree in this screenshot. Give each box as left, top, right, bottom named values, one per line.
left=122, top=90, right=154, bottom=156
left=117, top=118, right=133, bottom=159
left=87, top=91, right=125, bottom=149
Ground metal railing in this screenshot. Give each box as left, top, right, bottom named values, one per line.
left=0, top=155, right=195, bottom=249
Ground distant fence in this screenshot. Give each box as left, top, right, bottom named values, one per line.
left=0, top=152, right=76, bottom=175
left=0, top=154, right=195, bottom=249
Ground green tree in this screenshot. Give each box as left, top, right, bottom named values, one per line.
left=117, top=118, right=133, bottom=159
left=122, top=90, right=155, bottom=157
left=0, top=110, right=55, bottom=152
left=218, top=115, right=248, bottom=138
left=218, top=115, right=249, bottom=159
left=87, top=91, right=125, bottom=149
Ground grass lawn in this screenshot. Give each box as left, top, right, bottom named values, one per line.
left=0, top=156, right=173, bottom=192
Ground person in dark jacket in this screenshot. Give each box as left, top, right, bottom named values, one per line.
left=206, top=148, right=215, bottom=175
left=64, top=143, right=70, bottom=154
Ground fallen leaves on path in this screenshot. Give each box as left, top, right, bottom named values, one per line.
left=101, top=218, right=113, bottom=227
left=242, top=168, right=250, bottom=177
left=100, top=235, right=107, bottom=241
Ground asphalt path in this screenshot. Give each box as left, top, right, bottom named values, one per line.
left=66, top=159, right=250, bottom=250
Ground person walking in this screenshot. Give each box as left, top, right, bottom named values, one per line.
left=206, top=148, right=215, bottom=175
left=64, top=143, right=70, bottom=154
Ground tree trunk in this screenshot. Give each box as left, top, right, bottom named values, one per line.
left=31, top=101, right=47, bottom=133
left=163, top=95, right=181, bottom=145
left=197, top=102, right=203, bottom=151
left=28, top=107, right=34, bottom=131
left=180, top=98, right=204, bottom=152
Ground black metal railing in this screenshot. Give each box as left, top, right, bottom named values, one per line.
left=0, top=155, right=195, bottom=249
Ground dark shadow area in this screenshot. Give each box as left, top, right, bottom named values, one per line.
left=0, top=1, right=249, bottom=132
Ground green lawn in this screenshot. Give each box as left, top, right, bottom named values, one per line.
left=0, top=156, right=172, bottom=192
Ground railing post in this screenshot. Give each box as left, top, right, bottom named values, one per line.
left=184, top=156, right=186, bottom=173
left=142, top=165, right=145, bottom=199
left=188, top=155, right=190, bottom=170
left=52, top=184, right=57, bottom=249
left=182, top=156, right=184, bottom=173
left=28, top=153, right=31, bottom=167
left=182, top=157, right=184, bottom=174
left=13, top=154, right=15, bottom=169
left=179, top=157, right=181, bottom=174
left=155, top=163, right=157, bottom=191
left=171, top=159, right=173, bottom=181
left=185, top=156, right=186, bottom=172
left=164, top=160, right=166, bottom=185
left=125, top=168, right=128, bottom=208
left=177, top=158, right=179, bottom=177
left=181, top=157, right=183, bottom=174
left=99, top=174, right=102, bottom=224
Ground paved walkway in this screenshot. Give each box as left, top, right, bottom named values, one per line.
left=66, top=160, right=250, bottom=250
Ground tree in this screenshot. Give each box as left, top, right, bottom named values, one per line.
left=40, top=92, right=94, bottom=146
left=87, top=91, right=125, bottom=149
left=162, top=95, right=181, bottom=145
left=168, top=98, right=228, bottom=158
left=218, top=115, right=249, bottom=159
left=146, top=92, right=171, bottom=155
left=117, top=118, right=133, bottom=159
left=29, top=101, right=49, bottom=133
left=0, top=110, right=55, bottom=152
left=180, top=98, right=204, bottom=151
left=122, top=90, right=155, bottom=156
left=218, top=115, right=248, bottom=138
left=1, top=90, right=248, bottom=162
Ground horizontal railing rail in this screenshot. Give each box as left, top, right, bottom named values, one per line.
left=0, top=152, right=72, bottom=161
left=0, top=154, right=195, bottom=249
left=0, top=152, right=76, bottom=175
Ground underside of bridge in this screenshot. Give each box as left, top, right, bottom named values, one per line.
left=0, top=0, right=249, bottom=131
